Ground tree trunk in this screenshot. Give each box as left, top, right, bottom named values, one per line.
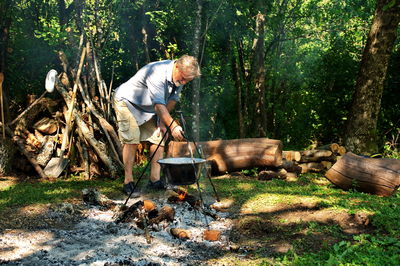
left=191, top=0, right=202, bottom=142
left=251, top=12, right=267, bottom=137
left=344, top=0, right=400, bottom=154
left=232, top=40, right=245, bottom=138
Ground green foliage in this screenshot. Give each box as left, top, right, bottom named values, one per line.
left=2, top=0, right=398, bottom=149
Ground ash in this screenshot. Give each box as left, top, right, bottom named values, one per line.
left=0, top=193, right=233, bottom=265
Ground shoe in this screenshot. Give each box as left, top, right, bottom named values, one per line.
left=123, top=182, right=140, bottom=197
left=147, top=180, right=166, bottom=190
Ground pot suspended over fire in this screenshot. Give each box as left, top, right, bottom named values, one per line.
left=157, top=157, right=207, bottom=185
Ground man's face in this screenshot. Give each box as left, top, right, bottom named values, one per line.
left=173, top=65, right=194, bottom=87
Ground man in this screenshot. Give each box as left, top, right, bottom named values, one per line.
left=113, top=55, right=201, bottom=195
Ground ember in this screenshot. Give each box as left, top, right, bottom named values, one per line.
left=178, top=190, right=187, bottom=201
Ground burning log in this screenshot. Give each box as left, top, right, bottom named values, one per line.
left=148, top=205, right=175, bottom=224
left=170, top=228, right=191, bottom=240
left=203, top=229, right=221, bottom=241
left=325, top=152, right=400, bottom=196
left=168, top=138, right=283, bottom=174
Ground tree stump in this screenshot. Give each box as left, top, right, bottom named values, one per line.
left=325, top=152, right=400, bottom=196
left=167, top=138, right=282, bottom=174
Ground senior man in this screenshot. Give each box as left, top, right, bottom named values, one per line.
left=113, top=55, right=201, bottom=195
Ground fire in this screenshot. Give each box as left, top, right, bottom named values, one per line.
left=178, top=191, right=187, bottom=201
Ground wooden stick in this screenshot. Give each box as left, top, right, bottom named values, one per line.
left=9, top=91, right=47, bottom=126
left=59, top=47, right=86, bottom=155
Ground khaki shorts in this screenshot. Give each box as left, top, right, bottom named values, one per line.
left=113, top=99, right=165, bottom=146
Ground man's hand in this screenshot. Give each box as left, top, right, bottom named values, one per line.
left=171, top=125, right=185, bottom=141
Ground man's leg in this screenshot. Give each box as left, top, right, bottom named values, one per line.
left=149, top=144, right=164, bottom=183
left=123, top=143, right=138, bottom=184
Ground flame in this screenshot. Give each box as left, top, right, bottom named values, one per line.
left=178, top=191, right=187, bottom=201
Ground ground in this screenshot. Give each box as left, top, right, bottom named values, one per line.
left=0, top=172, right=377, bottom=265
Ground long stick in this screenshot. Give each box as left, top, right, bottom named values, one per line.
left=59, top=47, right=86, bottom=156
left=0, top=72, right=5, bottom=138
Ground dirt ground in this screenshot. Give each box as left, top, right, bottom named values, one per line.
left=0, top=173, right=375, bottom=262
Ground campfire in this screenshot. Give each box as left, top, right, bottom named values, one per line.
left=82, top=187, right=227, bottom=244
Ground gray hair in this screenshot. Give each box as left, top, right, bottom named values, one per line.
left=176, top=55, right=201, bottom=78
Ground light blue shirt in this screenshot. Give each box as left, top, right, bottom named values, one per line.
left=114, top=60, right=182, bottom=125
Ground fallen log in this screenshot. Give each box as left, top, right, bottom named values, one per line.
left=258, top=169, right=287, bottom=181
left=325, top=152, right=400, bottom=196
left=299, top=162, right=325, bottom=173
left=167, top=138, right=282, bottom=174
left=281, top=159, right=302, bottom=174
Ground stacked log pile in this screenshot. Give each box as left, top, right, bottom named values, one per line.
left=276, top=143, right=347, bottom=180
left=1, top=44, right=124, bottom=179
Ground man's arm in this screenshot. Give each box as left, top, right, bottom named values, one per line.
left=154, top=103, right=184, bottom=141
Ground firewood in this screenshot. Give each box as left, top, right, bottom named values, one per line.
left=316, top=143, right=340, bottom=153
left=203, top=229, right=221, bottom=241
left=170, top=228, right=191, bottom=240
left=82, top=187, right=116, bottom=209
left=258, top=168, right=287, bottom=181
left=281, top=159, right=302, bottom=174
left=286, top=172, right=298, bottom=182
left=325, top=152, right=400, bottom=196
left=36, top=136, right=55, bottom=166
left=337, top=146, right=347, bottom=156
left=321, top=161, right=333, bottom=169
left=0, top=121, right=47, bottom=178
left=55, top=77, right=118, bottom=178
left=33, top=117, right=58, bottom=134
left=282, top=151, right=301, bottom=161
left=149, top=205, right=175, bottom=224
left=300, top=149, right=336, bottom=163
left=143, top=200, right=157, bottom=212
left=299, top=162, right=325, bottom=173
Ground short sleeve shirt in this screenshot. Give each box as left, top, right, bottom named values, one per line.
left=114, top=60, right=182, bottom=125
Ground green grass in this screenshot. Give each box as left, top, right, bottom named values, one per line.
left=201, top=173, right=400, bottom=265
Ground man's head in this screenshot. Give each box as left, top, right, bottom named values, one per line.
left=172, top=55, right=201, bottom=86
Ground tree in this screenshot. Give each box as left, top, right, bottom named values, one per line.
left=344, top=0, right=400, bottom=154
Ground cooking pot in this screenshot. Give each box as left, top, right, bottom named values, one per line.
left=157, top=157, right=207, bottom=185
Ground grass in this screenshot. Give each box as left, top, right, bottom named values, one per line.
left=1, top=169, right=399, bottom=265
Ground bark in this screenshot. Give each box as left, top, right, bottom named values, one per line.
left=232, top=41, right=245, bottom=138
left=325, top=152, right=400, bottom=196
left=167, top=138, right=283, bottom=174
left=344, top=0, right=400, bottom=154
left=191, top=0, right=203, bottom=142
left=251, top=12, right=267, bottom=137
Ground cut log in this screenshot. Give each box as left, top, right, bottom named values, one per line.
left=36, top=136, right=55, bottom=166
left=316, top=143, right=340, bottom=153
left=325, top=152, right=400, bottom=196
left=282, top=151, right=301, bottom=162
left=170, top=228, right=191, bottom=240
left=258, top=168, right=287, bottom=181
left=167, top=138, right=282, bottom=174
left=299, top=162, right=325, bottom=173
left=33, top=117, right=58, bottom=134
left=300, top=149, right=336, bottom=163
left=148, top=205, right=175, bottom=224
left=337, top=146, right=347, bottom=156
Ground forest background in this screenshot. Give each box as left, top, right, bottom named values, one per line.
left=0, top=0, right=399, bottom=156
